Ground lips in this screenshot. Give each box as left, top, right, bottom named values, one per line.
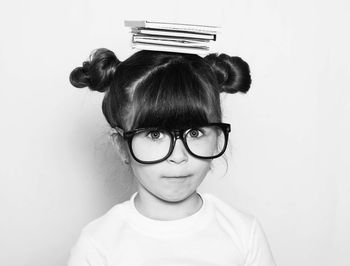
left=162, top=175, right=191, bottom=179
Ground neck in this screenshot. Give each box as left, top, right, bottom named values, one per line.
left=134, top=189, right=203, bottom=221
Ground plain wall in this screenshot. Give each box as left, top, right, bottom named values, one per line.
left=0, top=0, right=349, bottom=265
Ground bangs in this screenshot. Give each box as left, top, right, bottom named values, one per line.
left=130, top=62, right=218, bottom=129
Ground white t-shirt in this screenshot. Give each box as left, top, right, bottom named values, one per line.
left=67, top=192, right=275, bottom=266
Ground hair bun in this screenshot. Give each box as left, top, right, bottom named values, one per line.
left=204, top=53, right=251, bottom=94
left=69, top=48, right=120, bottom=93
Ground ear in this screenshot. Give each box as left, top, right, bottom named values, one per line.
left=109, top=130, right=131, bottom=164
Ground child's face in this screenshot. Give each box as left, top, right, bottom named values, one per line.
left=129, top=137, right=211, bottom=202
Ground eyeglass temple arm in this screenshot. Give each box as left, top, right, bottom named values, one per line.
left=110, top=126, right=125, bottom=136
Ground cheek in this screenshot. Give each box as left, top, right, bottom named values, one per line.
left=129, top=161, right=159, bottom=181
left=197, top=161, right=212, bottom=177
left=188, top=159, right=212, bottom=180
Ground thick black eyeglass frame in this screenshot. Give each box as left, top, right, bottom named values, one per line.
left=115, top=123, right=231, bottom=164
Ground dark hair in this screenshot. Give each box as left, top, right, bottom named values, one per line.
left=69, top=49, right=251, bottom=130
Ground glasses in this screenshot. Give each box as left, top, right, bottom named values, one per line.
left=115, top=123, right=231, bottom=164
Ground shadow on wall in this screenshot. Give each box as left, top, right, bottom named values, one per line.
left=67, top=110, right=137, bottom=211
left=92, top=131, right=137, bottom=207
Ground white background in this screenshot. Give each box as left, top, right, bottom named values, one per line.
left=0, top=0, right=349, bottom=265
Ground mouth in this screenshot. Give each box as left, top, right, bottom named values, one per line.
left=162, top=175, right=191, bottom=179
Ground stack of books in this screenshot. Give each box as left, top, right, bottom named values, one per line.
left=124, top=20, right=219, bottom=54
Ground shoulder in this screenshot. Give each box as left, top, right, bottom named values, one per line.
left=78, top=199, right=130, bottom=249
left=204, top=192, right=255, bottom=225
left=68, top=200, right=131, bottom=265
left=203, top=193, right=276, bottom=265
left=203, top=193, right=257, bottom=244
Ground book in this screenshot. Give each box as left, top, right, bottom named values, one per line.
left=131, top=28, right=216, bottom=40
left=131, top=42, right=211, bottom=55
left=133, top=35, right=210, bottom=43
left=124, top=20, right=219, bottom=34
left=125, top=20, right=218, bottom=54
left=133, top=36, right=209, bottom=48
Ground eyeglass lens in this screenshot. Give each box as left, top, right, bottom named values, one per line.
left=130, top=125, right=226, bottom=163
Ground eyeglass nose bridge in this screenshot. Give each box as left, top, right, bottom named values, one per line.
left=172, top=129, right=187, bottom=142
left=167, top=129, right=188, bottom=160
left=173, top=129, right=182, bottom=139
left=168, top=129, right=188, bottom=154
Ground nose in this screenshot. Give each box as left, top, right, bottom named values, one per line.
left=167, top=139, right=188, bottom=164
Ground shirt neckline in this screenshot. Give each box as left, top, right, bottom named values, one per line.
left=126, top=192, right=214, bottom=238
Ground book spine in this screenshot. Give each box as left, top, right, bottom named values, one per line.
left=144, top=21, right=218, bottom=33
left=131, top=43, right=211, bottom=55
left=132, top=29, right=215, bottom=40
left=133, top=35, right=210, bottom=43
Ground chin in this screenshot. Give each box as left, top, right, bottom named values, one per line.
left=157, top=189, right=196, bottom=203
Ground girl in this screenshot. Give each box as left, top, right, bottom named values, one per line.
left=67, top=48, right=276, bottom=266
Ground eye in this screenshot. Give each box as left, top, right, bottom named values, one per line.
left=188, top=129, right=203, bottom=138
left=146, top=130, right=164, bottom=140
